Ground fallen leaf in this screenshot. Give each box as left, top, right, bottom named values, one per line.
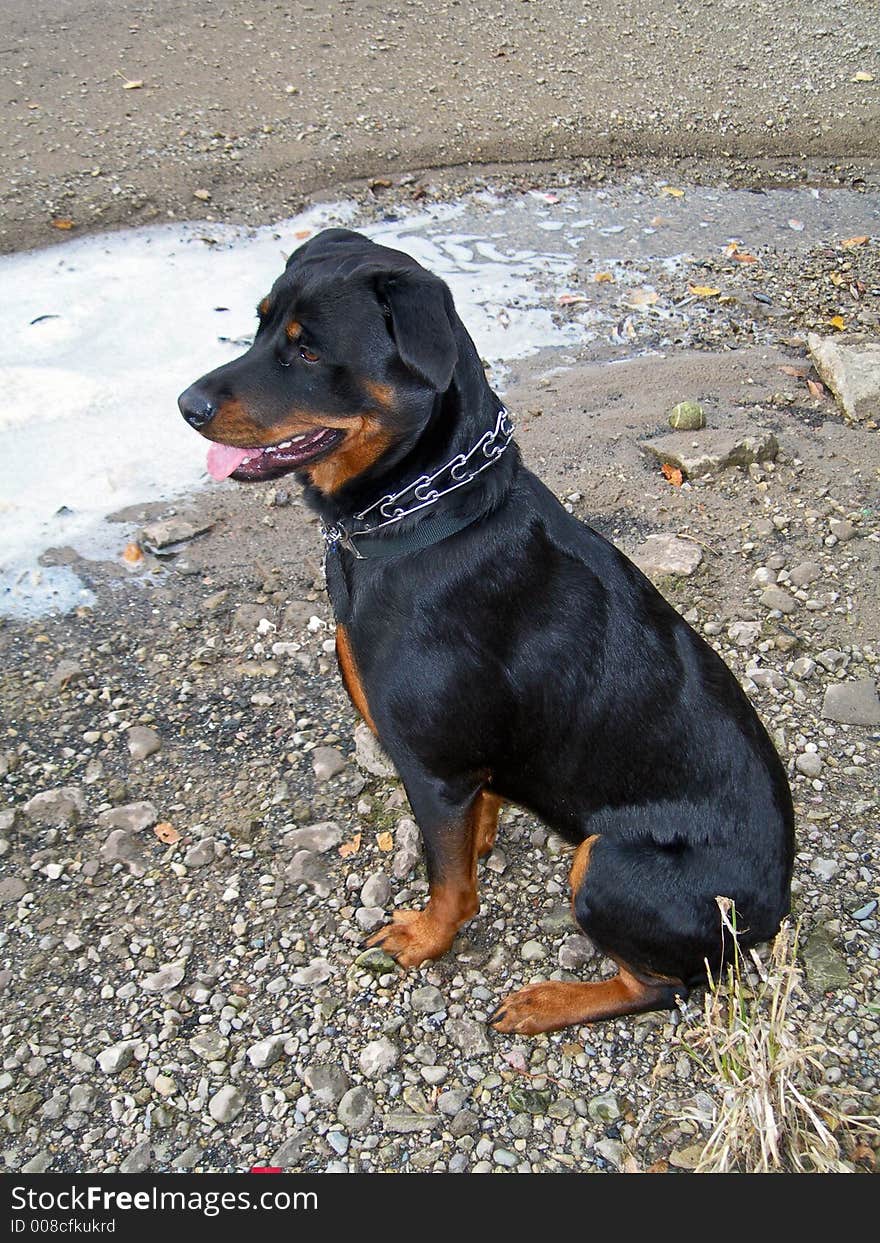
left=851, top=71, right=874, bottom=83
left=829, top=314, right=846, bottom=331
left=661, top=462, right=684, bottom=487
left=293, top=229, right=311, bottom=239
left=807, top=378, right=826, bottom=398
left=593, top=271, right=614, bottom=283
left=376, top=832, right=394, bottom=852
left=732, top=251, right=757, bottom=264
left=841, top=235, right=868, bottom=248
left=660, top=186, right=685, bottom=198
left=121, top=79, right=144, bottom=90
left=688, top=283, right=720, bottom=297
left=338, top=831, right=362, bottom=858
left=154, top=822, right=180, bottom=844
left=122, top=542, right=143, bottom=564
left=51, top=218, right=75, bottom=230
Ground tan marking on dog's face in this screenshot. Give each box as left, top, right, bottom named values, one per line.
left=305, top=416, right=394, bottom=493
left=258, top=297, right=272, bottom=318
left=285, top=319, right=302, bottom=341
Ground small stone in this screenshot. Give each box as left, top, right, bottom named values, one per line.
left=594, top=1137, right=625, bottom=1169
left=0, top=877, right=27, bottom=904
left=759, top=586, right=797, bottom=614
left=119, top=1141, right=152, bottom=1173
left=338, top=1086, right=374, bottom=1132
left=359, top=1036, right=399, bottom=1078
left=822, top=680, right=880, bottom=726
left=353, top=723, right=396, bottom=778
left=639, top=425, right=778, bottom=478
left=246, top=1035, right=286, bottom=1069
left=99, top=829, right=146, bottom=875
left=507, top=1087, right=552, bottom=1115
left=271, top=1133, right=309, bottom=1166
left=126, top=726, right=162, bottom=761
left=791, top=658, right=816, bottom=680
left=788, top=562, right=821, bottom=588
left=24, top=786, right=86, bottom=827
left=829, top=519, right=856, bottom=542
left=97, top=802, right=158, bottom=833
left=305, top=1064, right=350, bottom=1105
left=291, top=957, right=333, bottom=986
left=816, top=649, right=847, bottom=672
left=48, top=659, right=83, bottom=690
left=445, top=1017, right=492, bottom=1057
left=383, top=1112, right=436, bottom=1134
left=668, top=401, right=705, bottom=430
left=189, top=1031, right=229, bottom=1061
left=728, top=621, right=762, bottom=646
left=68, top=1085, right=98, bottom=1113
left=795, top=753, right=822, bottom=778
left=282, top=822, right=342, bottom=853
left=631, top=534, right=702, bottom=579
left=360, top=871, right=392, bottom=909
left=807, top=333, right=880, bottom=423
left=142, top=964, right=185, bottom=993
left=411, top=985, right=445, bottom=1014
left=97, top=1041, right=136, bottom=1074
left=587, top=1091, right=621, bottom=1123
left=810, top=857, right=839, bottom=882
left=183, top=838, right=217, bottom=868
left=802, top=927, right=849, bottom=992
left=208, top=1084, right=244, bottom=1124
left=352, top=948, right=399, bottom=976
left=521, top=939, right=547, bottom=962
left=449, top=1109, right=480, bottom=1138
left=669, top=1143, right=705, bottom=1171
left=355, top=906, right=385, bottom=932
left=141, top=516, right=213, bottom=549
left=285, top=850, right=332, bottom=898
left=21, top=1152, right=53, bottom=1173
left=154, top=1075, right=176, bottom=1097
left=311, top=747, right=346, bottom=781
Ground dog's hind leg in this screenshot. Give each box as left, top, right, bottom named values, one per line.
left=490, top=834, right=686, bottom=1035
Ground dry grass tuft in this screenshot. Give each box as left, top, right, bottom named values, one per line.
left=677, top=898, right=878, bottom=1173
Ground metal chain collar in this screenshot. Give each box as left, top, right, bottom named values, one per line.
left=321, top=407, right=514, bottom=558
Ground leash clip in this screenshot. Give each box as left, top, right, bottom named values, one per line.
left=323, top=522, right=364, bottom=560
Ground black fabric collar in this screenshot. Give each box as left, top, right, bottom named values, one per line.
left=325, top=505, right=484, bottom=561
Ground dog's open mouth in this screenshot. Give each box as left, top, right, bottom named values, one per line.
left=206, top=427, right=345, bottom=482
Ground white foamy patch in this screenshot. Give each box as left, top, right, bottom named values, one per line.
left=0, top=200, right=577, bottom=616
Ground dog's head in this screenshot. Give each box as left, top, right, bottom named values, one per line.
left=178, top=228, right=463, bottom=495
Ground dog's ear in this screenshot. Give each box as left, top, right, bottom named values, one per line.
left=378, top=270, right=458, bottom=392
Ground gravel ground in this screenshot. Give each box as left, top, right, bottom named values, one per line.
left=1, top=327, right=878, bottom=1172
left=2, top=0, right=879, bottom=254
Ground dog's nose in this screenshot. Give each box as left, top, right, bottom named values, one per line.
left=178, top=384, right=216, bottom=430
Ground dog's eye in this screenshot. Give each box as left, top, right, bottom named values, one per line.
left=299, top=346, right=319, bottom=363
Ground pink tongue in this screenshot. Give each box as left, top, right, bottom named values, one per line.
left=206, top=443, right=260, bottom=481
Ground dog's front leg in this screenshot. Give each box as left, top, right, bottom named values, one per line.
left=367, top=776, right=498, bottom=967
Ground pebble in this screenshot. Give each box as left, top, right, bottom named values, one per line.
left=521, top=939, right=547, bottom=962
left=183, top=838, right=217, bottom=868
left=142, top=964, right=185, bottom=993
left=126, top=726, right=162, bottom=761
left=759, top=586, right=797, bottom=613
left=189, top=1031, right=229, bottom=1061
left=304, top=1064, right=348, bottom=1103
left=411, top=985, right=445, bottom=1014
left=360, top=871, right=392, bottom=909
left=631, top=534, right=702, bottom=579
left=97, top=802, right=158, bottom=833
left=359, top=1037, right=399, bottom=1078
left=353, top=723, right=396, bottom=778
left=795, top=752, right=823, bottom=778
left=282, top=822, right=342, bottom=853
left=208, top=1084, right=244, bottom=1124
left=119, top=1141, right=152, bottom=1173
left=822, top=680, right=880, bottom=726
left=311, top=747, right=347, bottom=781
left=246, top=1035, right=286, bottom=1069
left=99, top=829, right=146, bottom=875
left=445, top=1018, right=492, bottom=1057
left=337, top=1086, right=374, bottom=1132
left=96, top=1042, right=136, bottom=1074
left=24, top=786, right=86, bottom=827
left=291, top=958, right=333, bottom=986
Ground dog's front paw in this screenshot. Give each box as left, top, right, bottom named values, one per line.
left=366, top=908, right=455, bottom=968
left=489, top=981, right=583, bottom=1035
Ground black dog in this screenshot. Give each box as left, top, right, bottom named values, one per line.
left=179, top=228, right=794, bottom=1034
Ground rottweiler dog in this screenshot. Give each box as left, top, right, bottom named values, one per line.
left=179, top=228, right=794, bottom=1035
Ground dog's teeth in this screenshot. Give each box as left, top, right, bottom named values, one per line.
left=241, top=456, right=251, bottom=464
left=278, top=440, right=292, bottom=448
